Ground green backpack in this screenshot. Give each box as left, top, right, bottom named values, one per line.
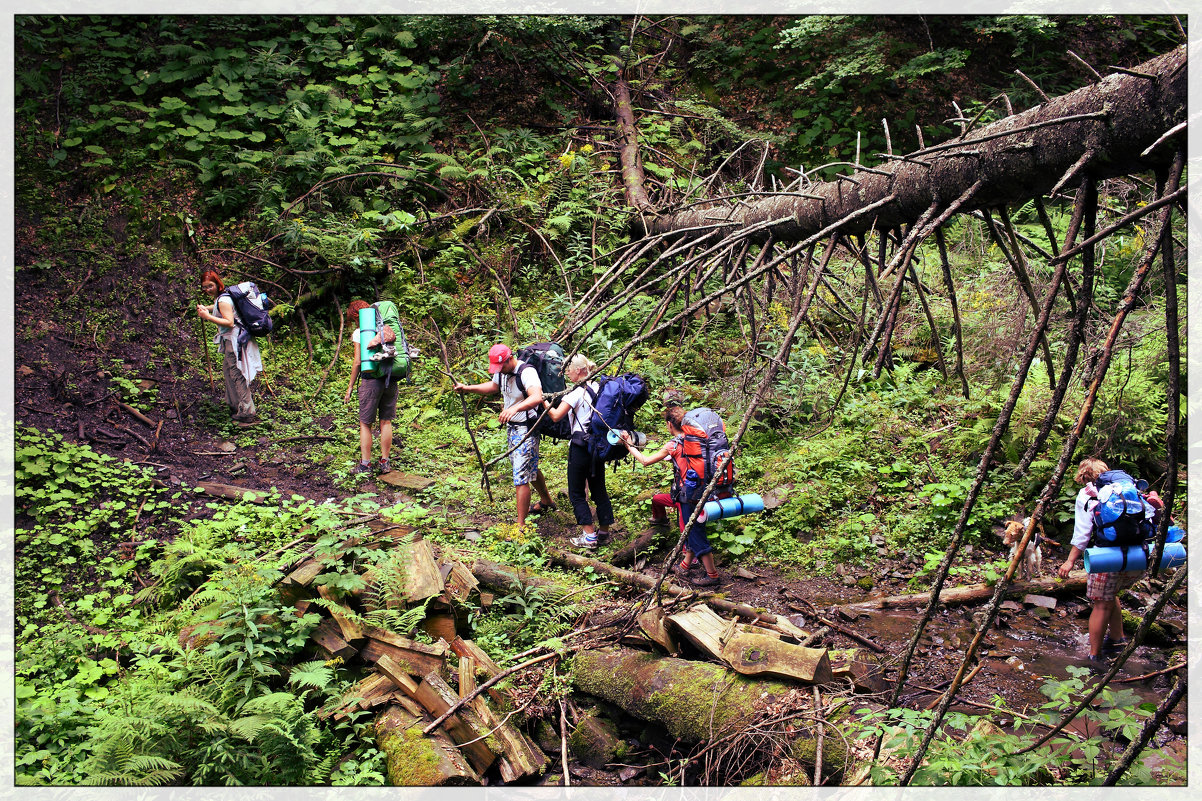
left=361, top=300, right=410, bottom=384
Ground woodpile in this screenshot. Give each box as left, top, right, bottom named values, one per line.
left=262, top=524, right=549, bottom=786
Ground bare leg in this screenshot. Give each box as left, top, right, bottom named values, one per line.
left=380, top=419, right=393, bottom=461
left=1088, top=602, right=1110, bottom=657
left=699, top=552, right=718, bottom=576
left=532, top=469, right=553, bottom=508
left=359, top=422, right=373, bottom=464
left=1106, top=600, right=1126, bottom=641
left=516, top=483, right=531, bottom=528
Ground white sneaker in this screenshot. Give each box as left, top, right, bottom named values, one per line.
left=570, top=534, right=598, bottom=549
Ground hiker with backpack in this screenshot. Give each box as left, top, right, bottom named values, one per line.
left=619, top=404, right=734, bottom=587
left=343, top=299, right=406, bottom=475
left=1058, top=458, right=1157, bottom=670
left=197, top=270, right=263, bottom=427
left=542, top=354, right=614, bottom=549
left=453, top=343, right=557, bottom=529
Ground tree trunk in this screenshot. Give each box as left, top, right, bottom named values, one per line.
left=613, top=74, right=655, bottom=213
left=375, top=705, right=481, bottom=786
left=638, top=46, right=1185, bottom=242
left=841, top=571, right=1088, bottom=612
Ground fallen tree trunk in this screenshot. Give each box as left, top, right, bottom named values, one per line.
left=548, top=547, right=805, bottom=636
left=375, top=705, right=481, bottom=786
left=841, top=570, right=1088, bottom=612
left=639, top=46, right=1186, bottom=242
left=608, top=527, right=658, bottom=567
left=573, top=646, right=799, bottom=741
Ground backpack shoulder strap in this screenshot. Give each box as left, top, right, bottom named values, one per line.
left=512, top=361, right=528, bottom=395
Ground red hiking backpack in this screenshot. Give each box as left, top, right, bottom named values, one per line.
left=670, top=408, right=736, bottom=504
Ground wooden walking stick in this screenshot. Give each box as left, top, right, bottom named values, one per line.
left=196, top=311, right=215, bottom=392
left=429, top=316, right=493, bottom=503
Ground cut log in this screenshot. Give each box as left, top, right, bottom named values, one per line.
left=841, top=571, right=1088, bottom=612
left=470, top=557, right=573, bottom=595
left=317, top=585, right=364, bottom=643
left=195, top=480, right=269, bottom=504
left=667, top=604, right=730, bottom=660
left=573, top=647, right=804, bottom=741
left=421, top=611, right=458, bottom=644
left=282, top=558, right=326, bottom=588
left=637, top=607, right=680, bottom=656
left=829, top=648, right=887, bottom=693
left=720, top=630, right=832, bottom=684
left=449, top=636, right=507, bottom=706
left=374, top=654, right=422, bottom=697
left=321, top=672, right=396, bottom=721
left=608, top=527, right=658, bottom=567
left=360, top=627, right=449, bottom=678
left=468, top=695, right=550, bottom=782
left=403, top=539, right=445, bottom=602
left=414, top=672, right=499, bottom=775
left=311, top=618, right=357, bottom=661
left=458, top=656, right=476, bottom=698
left=441, top=560, right=480, bottom=603
left=375, top=704, right=481, bottom=786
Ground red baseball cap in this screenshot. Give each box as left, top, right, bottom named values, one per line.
left=488, top=343, right=512, bottom=374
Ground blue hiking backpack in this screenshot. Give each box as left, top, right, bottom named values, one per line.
left=586, top=373, right=649, bottom=464
left=1091, top=469, right=1154, bottom=547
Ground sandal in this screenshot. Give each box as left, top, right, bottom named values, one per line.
left=529, top=501, right=558, bottom=514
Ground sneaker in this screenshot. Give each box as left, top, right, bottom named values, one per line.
left=691, top=573, right=722, bottom=588
left=376, top=458, right=392, bottom=475
left=352, top=461, right=373, bottom=475
left=1102, top=636, right=1129, bottom=654
left=649, top=517, right=670, bottom=528
left=1086, top=655, right=1109, bottom=674
left=570, top=534, right=599, bottom=549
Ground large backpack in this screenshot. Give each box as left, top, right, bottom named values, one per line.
left=585, top=374, right=649, bottom=463
left=1091, top=469, right=1154, bottom=547
left=223, top=281, right=273, bottom=339
left=671, top=408, right=736, bottom=504
left=514, top=342, right=571, bottom=440
left=361, top=300, right=411, bottom=385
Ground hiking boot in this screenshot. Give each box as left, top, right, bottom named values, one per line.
left=570, top=534, right=599, bottom=549
left=596, top=529, right=611, bottom=545
left=1086, top=655, right=1109, bottom=674
left=376, top=458, right=392, bottom=475
left=690, top=573, right=722, bottom=588
left=352, top=461, right=373, bottom=475
left=1103, top=636, right=1129, bottom=654
left=649, top=516, right=670, bottom=528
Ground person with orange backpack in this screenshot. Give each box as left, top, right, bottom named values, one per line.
left=619, top=403, right=735, bottom=587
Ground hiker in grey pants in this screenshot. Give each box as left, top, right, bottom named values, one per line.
left=198, top=269, right=261, bottom=427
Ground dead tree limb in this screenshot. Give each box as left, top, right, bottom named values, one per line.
left=430, top=318, right=493, bottom=504
left=1103, top=670, right=1186, bottom=785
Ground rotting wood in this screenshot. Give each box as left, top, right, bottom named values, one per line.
left=441, top=560, right=479, bottom=603
left=609, top=527, right=658, bottom=567
left=667, top=604, right=730, bottom=660
left=403, top=539, right=445, bottom=603
left=316, top=585, right=364, bottom=643
left=321, top=672, right=396, bottom=721
left=311, top=617, right=357, bottom=661
left=842, top=571, right=1088, bottom=612
left=195, top=480, right=269, bottom=504
left=470, top=557, right=573, bottom=595
left=375, top=704, right=481, bottom=786
left=637, top=607, right=679, bottom=656
left=467, top=694, right=550, bottom=782
left=720, top=630, right=832, bottom=684
left=414, top=672, right=500, bottom=775
left=360, top=626, right=449, bottom=677
left=374, top=654, right=422, bottom=697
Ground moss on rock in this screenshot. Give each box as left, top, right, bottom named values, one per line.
left=567, top=709, right=622, bottom=768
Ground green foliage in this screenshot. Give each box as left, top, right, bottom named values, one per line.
left=853, top=666, right=1163, bottom=785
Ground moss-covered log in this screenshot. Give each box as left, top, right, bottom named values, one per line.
left=574, top=646, right=799, bottom=741
left=374, top=705, right=481, bottom=786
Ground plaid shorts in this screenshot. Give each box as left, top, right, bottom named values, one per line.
left=507, top=425, right=540, bottom=486
left=1086, top=569, right=1143, bottom=602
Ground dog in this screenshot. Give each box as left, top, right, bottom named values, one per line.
left=1002, top=517, right=1052, bottom=580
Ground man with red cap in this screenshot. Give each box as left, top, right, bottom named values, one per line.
left=454, top=343, right=557, bottom=528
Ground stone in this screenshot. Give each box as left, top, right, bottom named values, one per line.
left=734, top=567, right=759, bottom=580
left=218, top=441, right=236, bottom=452
left=462, top=529, right=482, bottom=542
left=1023, top=594, right=1057, bottom=609
left=1031, top=606, right=1052, bottom=619
left=1000, top=600, right=1023, bottom=612
left=619, top=767, right=642, bottom=782
left=379, top=472, right=436, bottom=491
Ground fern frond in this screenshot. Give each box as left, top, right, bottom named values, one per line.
left=287, top=660, right=334, bottom=690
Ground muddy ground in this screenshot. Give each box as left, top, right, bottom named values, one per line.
left=13, top=250, right=1188, bottom=783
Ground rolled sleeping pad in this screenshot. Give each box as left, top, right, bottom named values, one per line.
left=606, top=429, right=647, bottom=447
left=1166, top=525, right=1185, bottom=543
left=1083, top=542, right=1186, bottom=574
left=358, top=307, right=377, bottom=374
left=699, top=493, right=764, bottom=523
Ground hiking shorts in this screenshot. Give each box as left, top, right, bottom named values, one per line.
left=1086, top=569, right=1143, bottom=603
left=358, top=376, right=399, bottom=425
left=507, top=425, right=540, bottom=486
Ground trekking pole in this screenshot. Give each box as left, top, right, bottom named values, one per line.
left=196, top=312, right=215, bottom=392
left=429, top=317, right=493, bottom=504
